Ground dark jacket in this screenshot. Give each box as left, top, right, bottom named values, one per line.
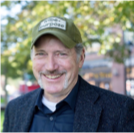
left=3, top=76, right=134, bottom=132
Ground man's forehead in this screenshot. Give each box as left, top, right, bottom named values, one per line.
left=33, top=45, right=75, bottom=55
left=34, top=34, right=57, bottom=45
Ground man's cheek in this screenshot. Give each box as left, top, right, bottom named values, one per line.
left=33, top=62, right=42, bottom=71
left=32, top=65, right=40, bottom=80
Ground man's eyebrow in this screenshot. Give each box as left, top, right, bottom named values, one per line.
left=35, top=49, right=46, bottom=52
left=55, top=50, right=67, bottom=52
left=55, top=50, right=70, bottom=53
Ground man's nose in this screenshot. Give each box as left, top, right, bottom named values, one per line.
left=45, top=55, right=58, bottom=71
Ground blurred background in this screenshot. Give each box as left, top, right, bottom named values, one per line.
left=1, top=0, right=134, bottom=131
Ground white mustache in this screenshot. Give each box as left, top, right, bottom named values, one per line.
left=39, top=70, right=67, bottom=75
left=38, top=70, right=68, bottom=89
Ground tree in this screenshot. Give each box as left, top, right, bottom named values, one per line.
left=11, top=0, right=134, bottom=63
left=1, top=1, right=37, bottom=103
left=1, top=1, right=134, bottom=103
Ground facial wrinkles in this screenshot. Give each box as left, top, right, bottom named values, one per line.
left=31, top=48, right=80, bottom=63
left=36, top=52, right=76, bottom=90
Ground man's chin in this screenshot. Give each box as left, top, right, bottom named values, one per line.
left=38, top=79, right=43, bottom=88
left=44, top=87, right=63, bottom=94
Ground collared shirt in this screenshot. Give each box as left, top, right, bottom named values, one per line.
left=29, top=77, right=79, bottom=132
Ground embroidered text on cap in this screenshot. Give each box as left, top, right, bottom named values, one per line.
left=38, top=17, right=66, bottom=31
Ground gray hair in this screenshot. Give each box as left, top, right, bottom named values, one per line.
left=74, top=43, right=84, bottom=62
left=30, top=43, right=84, bottom=62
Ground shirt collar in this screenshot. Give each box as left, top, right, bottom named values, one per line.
left=35, top=76, right=80, bottom=112
left=35, top=88, right=44, bottom=110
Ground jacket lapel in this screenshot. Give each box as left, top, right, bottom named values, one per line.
left=73, top=77, right=102, bottom=132
left=13, top=89, right=42, bottom=132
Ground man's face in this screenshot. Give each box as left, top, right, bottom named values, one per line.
left=32, top=35, right=84, bottom=99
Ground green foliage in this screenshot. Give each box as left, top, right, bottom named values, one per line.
left=1, top=1, right=134, bottom=80
left=106, top=42, right=130, bottom=63
left=1, top=97, right=6, bottom=104
left=1, top=110, right=5, bottom=132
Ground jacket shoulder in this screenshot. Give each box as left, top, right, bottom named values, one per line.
left=7, top=88, right=41, bottom=109
left=79, top=76, right=134, bottom=107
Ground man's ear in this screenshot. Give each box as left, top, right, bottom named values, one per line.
left=79, top=48, right=85, bottom=68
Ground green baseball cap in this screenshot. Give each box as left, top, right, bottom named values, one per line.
left=31, top=16, right=82, bottom=49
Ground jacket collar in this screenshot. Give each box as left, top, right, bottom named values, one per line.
left=73, top=76, right=102, bottom=132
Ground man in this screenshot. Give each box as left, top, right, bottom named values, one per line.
left=3, top=16, right=134, bottom=132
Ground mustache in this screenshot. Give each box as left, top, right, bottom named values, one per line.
left=39, top=70, right=67, bottom=75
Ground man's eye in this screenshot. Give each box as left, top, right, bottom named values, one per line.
left=59, top=53, right=67, bottom=56
left=36, top=53, right=44, bottom=55
left=58, top=53, right=68, bottom=57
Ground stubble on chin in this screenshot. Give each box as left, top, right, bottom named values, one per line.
left=63, top=73, right=68, bottom=89
left=38, top=72, right=44, bottom=88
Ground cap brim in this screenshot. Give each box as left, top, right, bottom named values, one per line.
left=31, top=30, right=76, bottom=49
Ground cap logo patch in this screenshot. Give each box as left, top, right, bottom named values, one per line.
left=38, top=17, right=66, bottom=31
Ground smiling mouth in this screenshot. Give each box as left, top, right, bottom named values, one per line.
left=44, top=74, right=63, bottom=79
